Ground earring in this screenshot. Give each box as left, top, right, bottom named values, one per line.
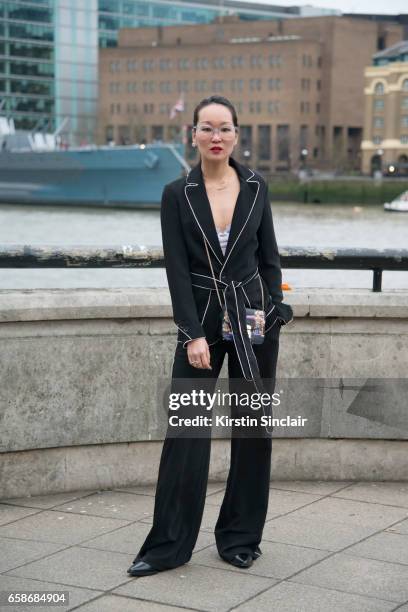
left=192, top=142, right=196, bottom=147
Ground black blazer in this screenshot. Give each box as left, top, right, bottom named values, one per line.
left=160, top=155, right=293, bottom=352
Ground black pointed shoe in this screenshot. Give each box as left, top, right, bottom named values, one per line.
left=253, top=545, right=262, bottom=559
left=127, top=559, right=159, bottom=577
left=226, top=553, right=253, bottom=568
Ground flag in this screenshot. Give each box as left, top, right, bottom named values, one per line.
left=170, top=94, right=185, bottom=119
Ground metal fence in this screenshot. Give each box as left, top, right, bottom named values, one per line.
left=1, top=245, right=407, bottom=292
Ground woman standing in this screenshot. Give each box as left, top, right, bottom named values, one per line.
left=127, top=95, right=293, bottom=577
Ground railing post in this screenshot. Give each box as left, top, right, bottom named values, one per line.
left=372, top=268, right=382, bottom=292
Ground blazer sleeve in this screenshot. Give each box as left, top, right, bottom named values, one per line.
left=257, top=179, right=294, bottom=325
left=160, top=183, right=206, bottom=345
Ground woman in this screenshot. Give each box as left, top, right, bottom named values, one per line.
left=127, top=95, right=293, bottom=577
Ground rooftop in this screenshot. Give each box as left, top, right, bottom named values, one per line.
left=373, top=39, right=408, bottom=65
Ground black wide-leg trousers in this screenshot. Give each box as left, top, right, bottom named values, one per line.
left=133, top=324, right=280, bottom=571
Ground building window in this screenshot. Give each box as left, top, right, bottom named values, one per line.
left=105, top=125, right=114, bottom=143
left=177, top=80, right=189, bottom=93
left=402, top=116, right=408, bottom=128
left=373, top=117, right=384, bottom=128
left=143, top=59, right=154, bottom=71
left=231, top=56, right=244, bottom=68
left=317, top=79, right=321, bottom=90
left=302, top=54, right=312, bottom=67
left=373, top=135, right=382, bottom=144
left=401, top=135, right=408, bottom=144
left=268, top=78, right=281, bottom=90
left=250, top=79, right=262, bottom=91
left=239, top=125, right=252, bottom=158
left=403, top=79, right=408, bottom=92
left=177, top=58, right=190, bottom=70
left=160, top=59, right=173, bottom=71
left=213, top=57, right=225, bottom=69
left=159, top=103, right=171, bottom=114
left=250, top=55, right=263, bottom=68
left=269, top=54, right=282, bottom=67
left=258, top=125, right=271, bottom=160
left=152, top=125, right=164, bottom=141
left=249, top=101, right=261, bottom=113
left=109, top=82, right=120, bottom=93
left=194, top=80, right=207, bottom=92
left=267, top=100, right=279, bottom=114
left=374, top=82, right=384, bottom=95
left=402, top=97, right=408, bottom=109
left=231, top=79, right=244, bottom=92
left=277, top=124, right=290, bottom=161
left=373, top=99, right=384, bottom=110
left=195, top=57, right=209, bottom=69
left=127, top=60, right=137, bottom=71
left=109, top=60, right=120, bottom=73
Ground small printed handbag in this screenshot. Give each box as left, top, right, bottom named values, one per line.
left=204, top=238, right=265, bottom=345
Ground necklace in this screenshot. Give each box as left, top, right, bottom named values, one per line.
left=203, top=170, right=232, bottom=191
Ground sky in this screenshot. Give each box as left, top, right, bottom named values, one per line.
left=241, top=0, right=406, bottom=15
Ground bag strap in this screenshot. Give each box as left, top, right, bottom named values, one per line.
left=203, top=236, right=223, bottom=309
left=258, top=275, right=265, bottom=312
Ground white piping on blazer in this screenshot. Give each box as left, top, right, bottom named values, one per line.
left=184, top=168, right=260, bottom=272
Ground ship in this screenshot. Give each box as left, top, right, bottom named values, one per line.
left=0, top=112, right=190, bottom=209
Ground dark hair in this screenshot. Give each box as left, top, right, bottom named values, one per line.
left=193, top=95, right=238, bottom=128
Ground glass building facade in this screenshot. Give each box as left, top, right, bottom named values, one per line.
left=0, top=0, right=335, bottom=144
left=0, top=0, right=98, bottom=144
left=98, top=0, right=299, bottom=48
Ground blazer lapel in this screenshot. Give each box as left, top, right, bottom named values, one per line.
left=184, top=163, right=225, bottom=265
left=221, top=158, right=260, bottom=271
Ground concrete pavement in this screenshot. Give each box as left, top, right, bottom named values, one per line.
left=1, top=480, right=408, bottom=611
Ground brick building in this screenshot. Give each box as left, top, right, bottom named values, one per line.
left=361, top=41, right=408, bottom=175
left=98, top=15, right=403, bottom=173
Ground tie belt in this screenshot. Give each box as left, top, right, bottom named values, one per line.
left=191, top=268, right=275, bottom=436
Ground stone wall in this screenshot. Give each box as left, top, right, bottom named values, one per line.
left=0, top=287, right=407, bottom=497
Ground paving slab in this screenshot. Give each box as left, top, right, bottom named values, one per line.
left=280, top=496, right=408, bottom=530
left=114, top=563, right=277, bottom=612
left=53, top=490, right=154, bottom=521
left=332, top=482, right=408, bottom=508
left=387, top=519, right=408, bottom=535
left=0, top=574, right=98, bottom=612
left=0, top=509, right=130, bottom=545
left=0, top=537, right=67, bottom=573
left=262, top=513, right=378, bottom=550
left=191, top=541, right=330, bottom=579
left=2, top=490, right=99, bottom=510
left=207, top=488, right=323, bottom=518
left=4, top=546, right=134, bottom=591
left=232, top=580, right=397, bottom=612
left=2, top=481, right=408, bottom=611
left=291, top=552, right=408, bottom=603
left=345, top=531, right=408, bottom=565
left=0, top=504, right=41, bottom=526
left=73, top=594, right=197, bottom=611
left=269, top=480, right=354, bottom=496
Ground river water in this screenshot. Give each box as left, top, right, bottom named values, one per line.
left=0, top=202, right=407, bottom=291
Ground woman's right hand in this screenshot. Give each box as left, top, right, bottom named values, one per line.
left=187, top=337, right=212, bottom=370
